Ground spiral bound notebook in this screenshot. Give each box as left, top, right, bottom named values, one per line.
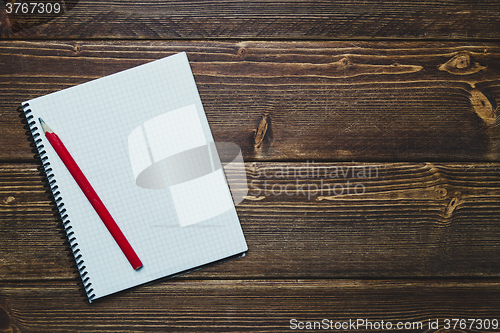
left=20, top=52, right=247, bottom=302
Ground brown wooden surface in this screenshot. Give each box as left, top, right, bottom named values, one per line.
left=2, top=1, right=500, bottom=332
left=2, top=162, right=500, bottom=281
left=2, top=41, right=500, bottom=162
left=1, top=0, right=500, bottom=40
left=2, top=280, right=500, bottom=332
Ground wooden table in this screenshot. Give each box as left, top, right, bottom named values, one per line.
left=1, top=1, right=500, bottom=332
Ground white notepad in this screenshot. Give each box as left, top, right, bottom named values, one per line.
left=21, top=52, right=247, bottom=302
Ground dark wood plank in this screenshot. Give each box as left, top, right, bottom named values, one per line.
left=2, top=41, right=500, bottom=162
left=2, top=0, right=500, bottom=40
left=1, top=279, right=500, bottom=332
left=1, top=162, right=499, bottom=280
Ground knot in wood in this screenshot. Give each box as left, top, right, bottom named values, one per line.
left=236, top=47, right=247, bottom=60
left=435, top=186, right=448, bottom=198
left=470, top=88, right=495, bottom=125
left=2, top=196, right=15, bottom=204
left=254, top=113, right=270, bottom=149
left=339, top=57, right=351, bottom=67
left=444, top=194, right=462, bottom=218
left=438, top=52, right=486, bottom=75
left=455, top=54, right=470, bottom=69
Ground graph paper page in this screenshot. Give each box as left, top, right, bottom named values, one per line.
left=24, top=52, right=247, bottom=301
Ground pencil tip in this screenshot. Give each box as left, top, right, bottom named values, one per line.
left=39, top=118, right=53, bottom=134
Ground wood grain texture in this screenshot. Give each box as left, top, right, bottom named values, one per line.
left=1, top=162, right=499, bottom=280
left=2, top=41, right=500, bottom=162
left=2, top=0, right=500, bottom=40
left=1, top=279, right=500, bottom=332
left=3, top=4, right=500, bottom=328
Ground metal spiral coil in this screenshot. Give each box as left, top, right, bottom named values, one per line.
left=18, top=103, right=95, bottom=302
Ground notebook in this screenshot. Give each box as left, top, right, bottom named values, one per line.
left=21, top=52, right=248, bottom=302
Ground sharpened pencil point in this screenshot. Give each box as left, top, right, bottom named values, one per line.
left=39, top=118, right=54, bottom=134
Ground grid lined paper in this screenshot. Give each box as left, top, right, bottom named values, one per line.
left=24, top=52, right=247, bottom=302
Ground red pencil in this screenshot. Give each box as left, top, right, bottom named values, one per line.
left=39, top=118, right=143, bottom=270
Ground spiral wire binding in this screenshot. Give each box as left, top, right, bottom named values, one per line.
left=18, top=103, right=96, bottom=302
